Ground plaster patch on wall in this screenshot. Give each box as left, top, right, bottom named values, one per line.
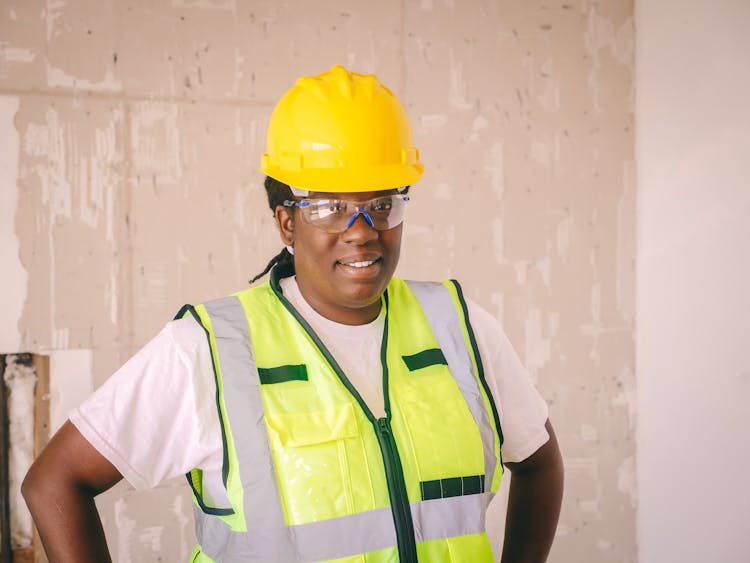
left=107, top=261, right=119, bottom=326
left=78, top=115, right=123, bottom=238
left=45, top=0, right=67, bottom=41
left=580, top=424, right=598, bottom=441
left=612, top=367, right=636, bottom=430
left=16, top=99, right=125, bottom=350
left=535, top=256, right=551, bottom=288
left=484, top=141, right=503, bottom=200
left=491, top=217, right=505, bottom=264
left=555, top=212, right=571, bottom=261
left=232, top=232, right=243, bottom=282
left=49, top=349, right=94, bottom=432
left=51, top=327, right=69, bottom=349
left=22, top=105, right=73, bottom=218
left=131, top=103, right=183, bottom=183
left=590, top=280, right=601, bottom=323
left=232, top=186, right=248, bottom=229
left=404, top=224, right=431, bottom=239
left=138, top=261, right=170, bottom=308
left=469, top=113, right=489, bottom=142
left=584, top=9, right=634, bottom=117
left=1, top=46, right=36, bottom=64
left=565, top=456, right=598, bottom=475
left=617, top=455, right=637, bottom=508
left=536, top=59, right=561, bottom=111
left=137, top=526, right=164, bottom=552
left=46, top=65, right=122, bottom=92
left=582, top=9, right=635, bottom=71
left=524, top=308, right=551, bottom=383
left=114, top=496, right=137, bottom=563
left=531, top=140, right=551, bottom=167
left=617, top=160, right=636, bottom=323
left=434, top=181, right=452, bottom=200
left=448, top=50, right=472, bottom=110
left=578, top=482, right=603, bottom=519
left=513, top=260, right=529, bottom=285
left=419, top=113, right=447, bottom=131
left=489, top=291, right=504, bottom=323
left=172, top=488, right=192, bottom=552
left=581, top=280, right=604, bottom=358
left=172, top=0, right=236, bottom=9
left=472, top=114, right=488, bottom=131
left=0, top=95, right=27, bottom=353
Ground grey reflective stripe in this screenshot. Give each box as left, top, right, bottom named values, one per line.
left=406, top=281, right=499, bottom=493
left=410, top=493, right=492, bottom=542
left=290, top=507, right=396, bottom=561
left=195, top=505, right=397, bottom=562
left=196, top=297, right=399, bottom=562
left=194, top=504, right=293, bottom=561
left=199, top=296, right=297, bottom=562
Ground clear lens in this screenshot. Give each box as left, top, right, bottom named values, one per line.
left=298, top=195, right=409, bottom=233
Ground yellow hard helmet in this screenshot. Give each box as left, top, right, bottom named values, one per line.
left=260, top=65, right=423, bottom=192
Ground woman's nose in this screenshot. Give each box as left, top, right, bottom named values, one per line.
left=342, top=210, right=378, bottom=242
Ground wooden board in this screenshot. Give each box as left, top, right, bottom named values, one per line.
left=12, top=547, right=33, bottom=563
left=30, top=355, right=49, bottom=563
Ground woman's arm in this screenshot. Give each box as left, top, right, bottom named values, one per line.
left=22, top=420, right=123, bottom=562
left=501, top=419, right=564, bottom=563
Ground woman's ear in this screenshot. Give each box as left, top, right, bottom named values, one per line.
left=275, top=205, right=295, bottom=246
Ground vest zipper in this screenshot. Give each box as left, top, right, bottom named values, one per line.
left=270, top=275, right=419, bottom=561
left=375, top=417, right=418, bottom=563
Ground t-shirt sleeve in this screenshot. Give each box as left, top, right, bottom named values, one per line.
left=69, top=317, right=223, bottom=490
left=466, top=299, right=550, bottom=463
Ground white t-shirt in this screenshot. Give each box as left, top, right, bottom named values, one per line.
left=70, top=276, right=549, bottom=495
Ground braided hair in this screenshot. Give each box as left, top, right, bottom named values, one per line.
left=249, top=176, right=295, bottom=284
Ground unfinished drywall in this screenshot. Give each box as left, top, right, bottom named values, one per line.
left=0, top=96, right=27, bottom=355
left=1, top=1, right=635, bottom=561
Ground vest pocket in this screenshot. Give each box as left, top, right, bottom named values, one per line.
left=265, top=402, right=361, bottom=526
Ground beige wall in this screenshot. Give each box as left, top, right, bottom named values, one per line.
left=636, top=1, right=750, bottom=561
left=1, top=1, right=635, bottom=561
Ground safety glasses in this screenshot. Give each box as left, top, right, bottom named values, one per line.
left=283, top=194, right=410, bottom=234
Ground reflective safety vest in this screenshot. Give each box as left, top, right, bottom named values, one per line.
left=177, top=267, right=504, bottom=562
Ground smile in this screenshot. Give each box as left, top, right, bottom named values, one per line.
left=336, top=256, right=383, bottom=273
left=342, top=260, right=377, bottom=268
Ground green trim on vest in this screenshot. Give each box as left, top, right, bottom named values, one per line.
left=445, top=279, right=505, bottom=491
left=420, top=474, right=485, bottom=501
left=402, top=347, right=448, bottom=371
left=175, top=305, right=235, bottom=519
left=258, top=364, right=308, bottom=384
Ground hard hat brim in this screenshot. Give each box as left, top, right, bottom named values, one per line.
left=261, top=161, right=424, bottom=193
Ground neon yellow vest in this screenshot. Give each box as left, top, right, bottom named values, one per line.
left=179, top=267, right=504, bottom=562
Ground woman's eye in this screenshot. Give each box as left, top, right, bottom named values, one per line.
left=371, top=199, right=393, bottom=212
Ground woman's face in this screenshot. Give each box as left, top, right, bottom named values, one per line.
left=276, top=190, right=403, bottom=325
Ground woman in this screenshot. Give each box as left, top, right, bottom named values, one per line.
left=23, top=65, right=563, bottom=562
